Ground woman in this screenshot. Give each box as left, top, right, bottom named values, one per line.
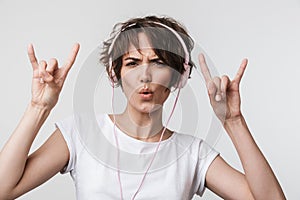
left=0, top=15, right=285, bottom=199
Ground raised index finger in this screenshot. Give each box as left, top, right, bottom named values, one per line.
left=198, top=53, right=212, bottom=84
left=234, top=58, right=248, bottom=84
left=62, top=43, right=80, bottom=74
left=27, top=44, right=39, bottom=70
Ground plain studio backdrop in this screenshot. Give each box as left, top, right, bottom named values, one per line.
left=0, top=0, right=299, bottom=199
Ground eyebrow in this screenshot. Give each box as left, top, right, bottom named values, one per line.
left=124, top=57, right=141, bottom=61
left=124, top=56, right=161, bottom=61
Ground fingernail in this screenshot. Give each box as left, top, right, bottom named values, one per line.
left=40, top=77, right=44, bottom=84
left=215, top=94, right=221, bottom=102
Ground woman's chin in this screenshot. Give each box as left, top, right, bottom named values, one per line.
left=140, top=104, right=162, bottom=114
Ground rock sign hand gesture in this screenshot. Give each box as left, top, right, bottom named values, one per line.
left=198, top=53, right=248, bottom=124
left=28, top=43, right=80, bottom=110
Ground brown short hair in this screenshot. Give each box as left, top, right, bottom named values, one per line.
left=100, top=15, right=195, bottom=88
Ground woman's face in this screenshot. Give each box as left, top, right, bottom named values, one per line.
left=120, top=33, right=173, bottom=114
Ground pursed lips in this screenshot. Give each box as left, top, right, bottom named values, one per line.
left=138, top=88, right=154, bottom=100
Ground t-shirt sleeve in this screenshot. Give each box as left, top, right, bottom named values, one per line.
left=196, top=140, right=219, bottom=196
left=55, top=116, right=77, bottom=174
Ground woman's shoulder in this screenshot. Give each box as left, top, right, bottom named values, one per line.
left=56, top=113, right=107, bottom=126
left=172, top=132, right=203, bottom=145
left=172, top=132, right=218, bottom=159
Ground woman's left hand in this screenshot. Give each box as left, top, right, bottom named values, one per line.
left=198, top=53, right=248, bottom=124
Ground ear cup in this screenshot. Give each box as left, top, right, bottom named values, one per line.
left=176, top=63, right=190, bottom=89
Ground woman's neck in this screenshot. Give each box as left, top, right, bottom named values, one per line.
left=110, top=106, right=172, bottom=142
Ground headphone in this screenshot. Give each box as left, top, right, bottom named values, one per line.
left=107, top=21, right=191, bottom=89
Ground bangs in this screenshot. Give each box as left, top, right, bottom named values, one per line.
left=110, top=26, right=186, bottom=68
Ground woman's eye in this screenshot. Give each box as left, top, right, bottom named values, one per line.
left=153, top=60, right=166, bottom=67
left=125, top=62, right=137, bottom=67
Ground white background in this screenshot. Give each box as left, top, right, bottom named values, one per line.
left=0, top=0, right=299, bottom=199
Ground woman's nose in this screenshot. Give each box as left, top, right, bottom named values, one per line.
left=139, top=64, right=152, bottom=83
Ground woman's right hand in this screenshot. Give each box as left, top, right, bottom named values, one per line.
left=28, top=43, right=80, bottom=110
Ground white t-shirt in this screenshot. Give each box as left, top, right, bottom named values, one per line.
left=55, top=114, right=219, bottom=200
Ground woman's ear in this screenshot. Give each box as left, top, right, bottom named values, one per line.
left=119, top=80, right=124, bottom=91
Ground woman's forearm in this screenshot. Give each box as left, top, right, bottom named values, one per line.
left=224, top=116, right=286, bottom=200
left=0, top=103, right=51, bottom=195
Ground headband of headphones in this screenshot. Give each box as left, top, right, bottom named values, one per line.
left=108, top=21, right=190, bottom=88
